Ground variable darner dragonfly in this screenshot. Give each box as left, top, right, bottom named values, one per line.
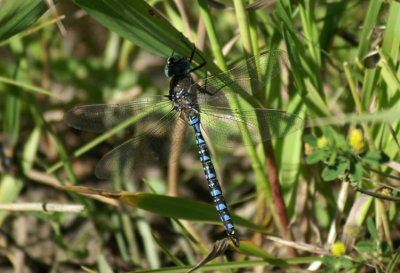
left=0, top=141, right=16, bottom=175
left=65, top=45, right=303, bottom=247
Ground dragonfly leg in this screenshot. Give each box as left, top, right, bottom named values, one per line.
left=180, top=36, right=206, bottom=73
left=197, top=83, right=214, bottom=96
left=169, top=48, right=175, bottom=59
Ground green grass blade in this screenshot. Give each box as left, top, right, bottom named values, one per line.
left=356, top=0, right=382, bottom=60
left=319, top=2, right=347, bottom=53
left=74, top=0, right=205, bottom=66
left=21, top=126, right=41, bottom=175
left=152, top=233, right=185, bottom=266
left=233, top=0, right=253, bottom=57
left=197, top=0, right=227, bottom=70
left=0, top=76, right=55, bottom=97
left=0, top=175, right=23, bottom=226
left=0, top=61, right=23, bottom=226
left=381, top=0, right=400, bottom=60
left=276, top=96, right=304, bottom=218
left=97, top=253, right=113, bottom=273
left=306, top=109, right=400, bottom=128
left=120, top=192, right=268, bottom=234
left=361, top=68, right=380, bottom=108
left=0, top=0, right=49, bottom=42
left=73, top=0, right=170, bottom=57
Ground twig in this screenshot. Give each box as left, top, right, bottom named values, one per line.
left=0, top=203, right=85, bottom=213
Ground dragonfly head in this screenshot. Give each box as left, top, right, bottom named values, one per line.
left=165, top=55, right=190, bottom=77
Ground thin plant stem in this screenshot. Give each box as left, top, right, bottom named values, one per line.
left=0, top=203, right=84, bottom=212
left=168, top=119, right=185, bottom=196
left=167, top=1, right=193, bottom=197
left=232, top=0, right=253, bottom=57
left=198, top=0, right=227, bottom=70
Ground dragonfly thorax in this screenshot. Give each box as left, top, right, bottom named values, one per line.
left=169, top=74, right=199, bottom=115
left=164, top=55, right=190, bottom=77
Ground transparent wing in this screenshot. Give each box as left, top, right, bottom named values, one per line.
left=64, top=95, right=181, bottom=180
left=64, top=95, right=171, bottom=133
left=94, top=109, right=183, bottom=180
left=196, top=50, right=287, bottom=107
left=199, top=106, right=303, bottom=147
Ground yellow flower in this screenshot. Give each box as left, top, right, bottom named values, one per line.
left=304, top=143, right=315, bottom=155
left=378, top=187, right=392, bottom=196
left=331, top=241, right=346, bottom=256
left=349, top=129, right=365, bottom=153
left=317, top=136, right=328, bottom=148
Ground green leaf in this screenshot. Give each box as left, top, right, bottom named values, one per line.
left=322, top=255, right=337, bottom=265
left=379, top=242, right=391, bottom=256
left=322, top=159, right=349, bottom=181
left=239, top=243, right=274, bottom=259
left=4, top=63, right=22, bottom=148
left=97, top=253, right=114, bottom=273
left=328, top=151, right=337, bottom=166
left=322, top=255, right=341, bottom=273
left=349, top=158, right=363, bottom=181
left=72, top=0, right=225, bottom=82
left=335, top=134, right=347, bottom=149
left=367, top=217, right=379, bottom=241
left=72, top=0, right=213, bottom=73
left=0, top=0, right=49, bottom=42
left=72, top=0, right=168, bottom=57
left=0, top=175, right=23, bottom=225
left=356, top=241, right=376, bottom=252
left=356, top=0, right=383, bottom=59
left=323, top=127, right=335, bottom=144
left=360, top=151, right=390, bottom=165
left=21, top=125, right=41, bottom=175
left=340, top=258, right=353, bottom=268
left=361, top=68, right=380, bottom=109
left=304, top=134, right=317, bottom=146
left=306, top=149, right=329, bottom=164
left=382, top=1, right=400, bottom=61
left=386, top=245, right=400, bottom=272
left=120, top=193, right=267, bottom=233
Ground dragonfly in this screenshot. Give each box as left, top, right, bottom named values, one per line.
left=0, top=142, right=13, bottom=174
left=0, top=132, right=17, bottom=175
left=65, top=44, right=304, bottom=247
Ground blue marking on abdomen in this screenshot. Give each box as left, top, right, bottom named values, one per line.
left=193, top=122, right=200, bottom=131
left=188, top=115, right=239, bottom=247
left=206, top=173, right=216, bottom=179
left=196, top=138, right=205, bottom=144
left=216, top=203, right=227, bottom=210
left=210, top=189, right=222, bottom=196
